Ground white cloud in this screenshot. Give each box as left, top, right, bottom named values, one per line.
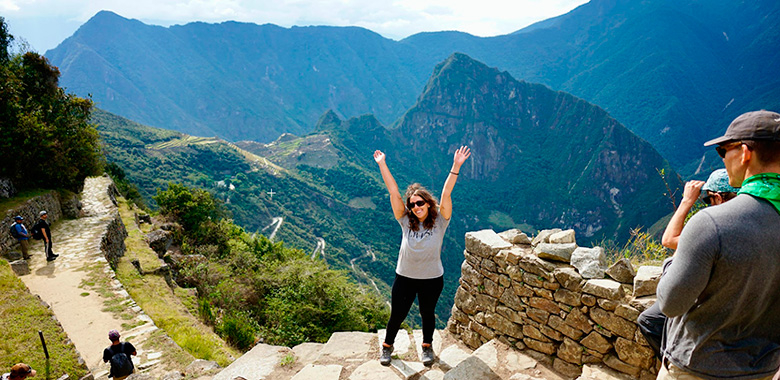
left=2, top=0, right=589, bottom=52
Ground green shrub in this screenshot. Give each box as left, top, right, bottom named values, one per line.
left=216, top=311, right=259, bottom=350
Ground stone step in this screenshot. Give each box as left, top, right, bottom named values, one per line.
left=290, top=364, right=342, bottom=380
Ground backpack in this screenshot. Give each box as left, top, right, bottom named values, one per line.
left=9, top=224, right=20, bottom=239
left=31, top=226, right=43, bottom=240
left=109, top=344, right=134, bottom=378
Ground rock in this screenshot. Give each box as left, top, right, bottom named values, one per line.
left=590, top=308, right=636, bottom=339
left=317, top=332, right=374, bottom=361
left=549, top=315, right=584, bottom=340
left=472, top=340, right=503, bottom=371
left=534, top=243, right=577, bottom=262
left=347, top=361, right=400, bottom=380
left=553, top=357, right=583, bottom=378
left=0, top=177, right=17, bottom=198
left=629, top=296, right=656, bottom=312
left=549, top=229, right=576, bottom=244
left=485, top=313, right=522, bottom=337
left=554, top=288, right=582, bottom=307
left=443, top=355, right=500, bottom=380
left=604, top=354, right=641, bottom=377
left=615, top=304, right=641, bottom=321
left=564, top=307, right=593, bottom=333
left=606, top=258, right=636, bottom=283
left=439, top=344, right=472, bottom=370
left=581, top=294, right=596, bottom=306
left=189, top=359, right=220, bottom=377
left=161, top=371, right=183, bottom=380
left=578, top=364, right=629, bottom=380
left=465, top=230, right=513, bottom=258
left=125, top=374, right=152, bottom=380
left=581, top=331, right=612, bottom=354
left=571, top=247, right=607, bottom=279
left=554, top=267, right=583, bottom=291
left=582, top=279, right=624, bottom=300
left=213, top=344, right=285, bottom=380
left=292, top=342, right=325, bottom=366
left=291, top=365, right=342, bottom=380
left=633, top=266, right=663, bottom=297
left=5, top=250, right=22, bottom=261
left=597, top=298, right=620, bottom=311
left=531, top=229, right=562, bottom=246
left=523, top=338, right=557, bottom=355
left=61, top=193, right=82, bottom=219
left=9, top=259, right=30, bottom=276
left=505, top=350, right=537, bottom=372
left=498, top=229, right=532, bottom=245
left=528, top=297, right=560, bottom=314
left=391, top=360, right=425, bottom=378
left=614, top=337, right=655, bottom=368
left=557, top=337, right=583, bottom=365
left=146, top=229, right=173, bottom=258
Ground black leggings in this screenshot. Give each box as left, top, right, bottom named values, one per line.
left=384, top=274, right=444, bottom=346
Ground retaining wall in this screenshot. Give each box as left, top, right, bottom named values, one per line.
left=447, top=228, right=662, bottom=379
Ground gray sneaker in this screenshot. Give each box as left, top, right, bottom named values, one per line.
left=380, top=344, right=393, bottom=366
left=422, top=345, right=435, bottom=366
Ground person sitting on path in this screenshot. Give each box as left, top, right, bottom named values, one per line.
left=638, top=169, right=738, bottom=359
left=656, top=110, right=780, bottom=379
left=33, top=210, right=58, bottom=261
left=10, top=216, right=31, bottom=260
left=103, top=330, right=137, bottom=380
left=374, top=146, right=471, bottom=367
left=1, top=363, right=36, bottom=380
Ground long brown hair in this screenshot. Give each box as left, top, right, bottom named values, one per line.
left=404, top=183, right=439, bottom=231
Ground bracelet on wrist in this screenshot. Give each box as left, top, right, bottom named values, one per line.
left=450, top=171, right=459, bottom=175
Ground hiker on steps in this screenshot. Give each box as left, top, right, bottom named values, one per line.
left=33, top=210, right=58, bottom=261
left=103, top=330, right=136, bottom=380
left=373, top=145, right=471, bottom=367
left=1, top=363, right=37, bottom=380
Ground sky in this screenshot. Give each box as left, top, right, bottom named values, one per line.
left=1, top=0, right=589, bottom=53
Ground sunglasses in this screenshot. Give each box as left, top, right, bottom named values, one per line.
left=408, top=200, right=427, bottom=208
left=715, top=142, right=743, bottom=158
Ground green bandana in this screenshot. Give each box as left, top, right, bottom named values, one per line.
left=738, top=173, right=780, bottom=214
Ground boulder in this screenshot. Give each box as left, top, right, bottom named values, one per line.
left=146, top=229, right=173, bottom=258
left=633, top=266, right=663, bottom=297
left=534, top=243, right=577, bottom=262
left=465, top=230, right=513, bottom=258
left=0, top=177, right=16, bottom=198
left=571, top=247, right=607, bottom=279
left=531, top=228, right=562, bottom=246
left=605, top=258, right=636, bottom=283
left=549, top=229, right=576, bottom=244
left=582, top=279, right=624, bottom=300
left=498, top=229, right=532, bottom=245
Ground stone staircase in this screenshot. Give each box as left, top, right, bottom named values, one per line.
left=212, top=328, right=635, bottom=380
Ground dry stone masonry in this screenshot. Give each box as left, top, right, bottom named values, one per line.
left=447, top=228, right=664, bottom=379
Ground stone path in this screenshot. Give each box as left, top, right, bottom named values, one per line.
left=211, top=328, right=630, bottom=380
left=19, top=177, right=168, bottom=378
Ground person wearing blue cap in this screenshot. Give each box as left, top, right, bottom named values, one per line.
left=9, top=216, right=31, bottom=260
left=656, top=110, right=780, bottom=379
left=637, top=169, right=738, bottom=360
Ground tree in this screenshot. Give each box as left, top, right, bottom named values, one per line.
left=0, top=17, right=102, bottom=190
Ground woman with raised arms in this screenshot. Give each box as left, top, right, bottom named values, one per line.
left=373, top=146, right=471, bottom=367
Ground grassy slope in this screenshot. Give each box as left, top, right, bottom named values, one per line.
left=0, top=260, right=89, bottom=379
left=114, top=198, right=239, bottom=366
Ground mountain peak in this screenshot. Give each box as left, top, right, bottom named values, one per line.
left=314, top=110, right=343, bottom=132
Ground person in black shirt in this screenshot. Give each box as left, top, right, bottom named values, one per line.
left=33, top=211, right=57, bottom=261
left=102, top=330, right=136, bottom=380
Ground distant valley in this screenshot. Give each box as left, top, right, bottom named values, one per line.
left=95, top=53, right=675, bottom=325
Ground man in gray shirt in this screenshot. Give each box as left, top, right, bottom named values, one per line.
left=656, top=110, right=780, bottom=380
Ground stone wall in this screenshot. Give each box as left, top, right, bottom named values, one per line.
left=446, top=228, right=662, bottom=379
left=1, top=191, right=63, bottom=257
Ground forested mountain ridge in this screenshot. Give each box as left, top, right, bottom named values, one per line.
left=113, top=53, right=675, bottom=324
left=47, top=0, right=780, bottom=172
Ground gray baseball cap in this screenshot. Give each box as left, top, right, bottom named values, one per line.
left=704, top=110, right=780, bottom=146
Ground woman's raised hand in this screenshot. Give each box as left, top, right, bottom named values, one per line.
left=453, top=146, right=471, bottom=167
left=373, top=150, right=386, bottom=165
